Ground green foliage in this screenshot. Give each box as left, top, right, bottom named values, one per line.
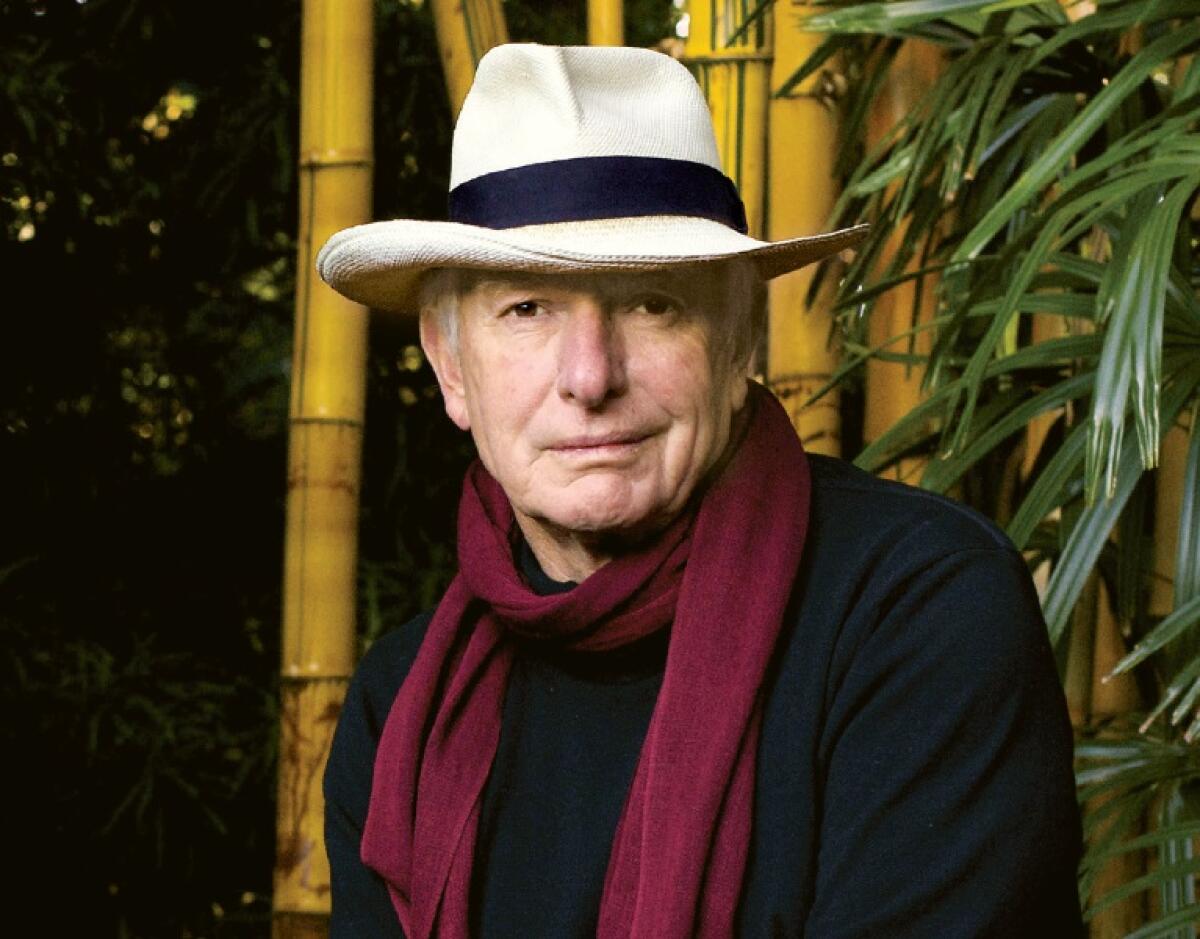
left=2, top=0, right=304, bottom=931
left=1, top=604, right=277, bottom=935
left=2, top=1, right=677, bottom=935
left=795, top=0, right=1200, bottom=927
left=0, top=0, right=444, bottom=933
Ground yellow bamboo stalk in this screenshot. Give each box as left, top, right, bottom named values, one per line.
left=1056, top=308, right=1143, bottom=933
left=1147, top=419, right=1197, bottom=930
left=1021, top=315, right=1072, bottom=481
left=588, top=0, right=625, bottom=46
left=862, top=41, right=942, bottom=481
left=430, top=0, right=509, bottom=117
left=274, top=0, right=373, bottom=934
left=1151, top=424, right=1190, bottom=620
left=765, top=0, right=844, bottom=453
left=684, top=0, right=771, bottom=240
left=1030, top=313, right=1151, bottom=933
left=1086, top=576, right=1147, bottom=936
left=1032, top=310, right=1146, bottom=933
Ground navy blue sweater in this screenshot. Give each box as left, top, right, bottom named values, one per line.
left=324, top=454, right=1083, bottom=937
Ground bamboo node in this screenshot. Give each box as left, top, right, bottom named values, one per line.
left=767, top=373, right=836, bottom=403
left=300, top=147, right=374, bottom=169
left=683, top=51, right=773, bottom=65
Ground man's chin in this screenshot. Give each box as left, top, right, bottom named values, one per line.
left=537, top=498, right=675, bottom=543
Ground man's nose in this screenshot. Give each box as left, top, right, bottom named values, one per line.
left=556, top=300, right=627, bottom=407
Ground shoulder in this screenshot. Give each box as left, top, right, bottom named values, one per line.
left=806, top=452, right=1015, bottom=560
left=792, top=454, right=1053, bottom=707
left=787, top=458, right=1074, bottom=808
left=801, top=453, right=1030, bottom=613
left=324, top=611, right=434, bottom=811
left=324, top=613, right=434, bottom=937
left=782, top=457, right=1080, bottom=937
left=349, top=612, right=436, bottom=731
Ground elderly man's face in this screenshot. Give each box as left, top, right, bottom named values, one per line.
left=421, top=269, right=752, bottom=578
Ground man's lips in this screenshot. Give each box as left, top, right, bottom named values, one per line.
left=548, top=432, right=651, bottom=452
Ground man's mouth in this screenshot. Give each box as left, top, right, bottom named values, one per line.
left=549, top=432, right=651, bottom=453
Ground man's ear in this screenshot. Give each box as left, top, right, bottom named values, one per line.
left=729, top=356, right=752, bottom=413
left=419, top=310, right=471, bottom=431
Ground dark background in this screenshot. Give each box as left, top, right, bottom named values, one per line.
left=0, top=0, right=677, bottom=934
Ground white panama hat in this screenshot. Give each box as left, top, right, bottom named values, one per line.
left=317, top=43, right=868, bottom=314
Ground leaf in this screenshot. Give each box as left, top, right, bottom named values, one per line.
left=1088, top=858, right=1200, bottom=921
left=894, top=45, right=983, bottom=222
left=1170, top=669, right=1200, bottom=728
left=1079, top=784, right=1161, bottom=901
left=1177, top=404, right=1200, bottom=607
left=1180, top=50, right=1200, bottom=99
left=939, top=204, right=1078, bottom=458
left=724, top=0, right=774, bottom=48
left=806, top=313, right=950, bottom=409
left=1007, top=421, right=1087, bottom=551
left=0, top=554, right=38, bottom=585
left=953, top=21, right=1200, bottom=262
left=833, top=38, right=899, bottom=179
left=1157, top=783, right=1199, bottom=925
left=1050, top=101, right=1200, bottom=200
left=1117, top=474, right=1150, bottom=624
left=1042, top=357, right=1200, bottom=645
left=1077, top=751, right=1195, bottom=802
left=853, top=333, right=1098, bottom=473
left=846, top=147, right=915, bottom=197
left=1087, top=175, right=1199, bottom=501
left=1107, top=594, right=1200, bottom=679
left=942, top=157, right=1198, bottom=461
left=974, top=89, right=1060, bottom=170
left=921, top=372, right=1093, bottom=492
left=830, top=260, right=955, bottom=311
left=800, top=0, right=1039, bottom=34
left=1083, top=820, right=1200, bottom=865
left=1125, top=902, right=1200, bottom=939
left=774, top=32, right=866, bottom=100
left=1076, top=739, right=1165, bottom=761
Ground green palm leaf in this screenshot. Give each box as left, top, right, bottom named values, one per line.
left=1177, top=407, right=1200, bottom=607
left=1088, top=176, right=1200, bottom=500
left=799, top=1, right=1200, bottom=930
left=952, top=22, right=1200, bottom=262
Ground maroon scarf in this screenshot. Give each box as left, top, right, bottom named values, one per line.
left=361, top=383, right=811, bottom=937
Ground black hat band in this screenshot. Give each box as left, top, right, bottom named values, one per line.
left=448, top=155, right=749, bottom=235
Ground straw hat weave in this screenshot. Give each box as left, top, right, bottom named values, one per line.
left=317, top=43, right=867, bottom=314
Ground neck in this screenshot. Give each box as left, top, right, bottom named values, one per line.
left=513, top=513, right=616, bottom=583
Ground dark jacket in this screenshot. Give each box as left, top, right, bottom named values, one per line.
left=324, top=454, right=1083, bottom=937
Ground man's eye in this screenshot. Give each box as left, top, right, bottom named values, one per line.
left=633, top=295, right=682, bottom=316
left=506, top=300, right=543, bottom=318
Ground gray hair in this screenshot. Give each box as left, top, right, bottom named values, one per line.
left=418, top=266, right=472, bottom=352
left=417, top=261, right=766, bottom=368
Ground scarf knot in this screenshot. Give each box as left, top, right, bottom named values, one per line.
left=458, top=462, right=693, bottom=650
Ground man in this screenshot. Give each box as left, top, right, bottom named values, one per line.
left=318, top=43, right=1082, bottom=937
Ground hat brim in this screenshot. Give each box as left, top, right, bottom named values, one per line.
left=316, top=216, right=869, bottom=314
